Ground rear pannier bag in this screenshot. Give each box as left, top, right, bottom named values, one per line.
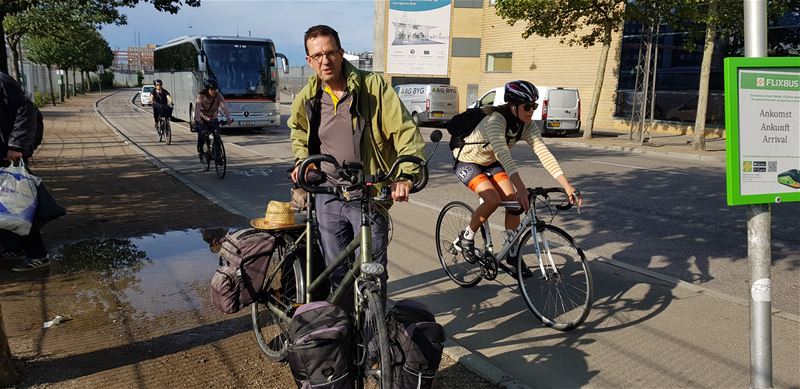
left=388, top=299, right=446, bottom=389
left=210, top=228, right=276, bottom=313
left=287, top=301, right=354, bottom=389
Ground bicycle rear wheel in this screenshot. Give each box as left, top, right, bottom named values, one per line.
left=213, top=139, right=226, bottom=179
left=517, top=225, right=592, bottom=331
left=359, top=285, right=392, bottom=388
left=435, top=201, right=483, bottom=287
left=252, top=234, right=305, bottom=361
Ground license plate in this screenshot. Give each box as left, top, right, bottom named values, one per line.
left=239, top=120, right=255, bottom=126
left=432, top=112, right=443, bottom=118
left=548, top=121, right=561, bottom=128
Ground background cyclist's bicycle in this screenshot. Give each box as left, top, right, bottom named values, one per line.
left=436, top=186, right=593, bottom=331
left=155, top=104, right=172, bottom=145
left=199, top=120, right=226, bottom=179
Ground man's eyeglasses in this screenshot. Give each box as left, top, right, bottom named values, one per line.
left=309, top=50, right=341, bottom=63
left=521, top=102, right=538, bottom=111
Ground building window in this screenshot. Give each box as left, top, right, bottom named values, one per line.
left=454, top=0, right=482, bottom=8
left=486, top=52, right=512, bottom=72
left=452, top=38, right=481, bottom=57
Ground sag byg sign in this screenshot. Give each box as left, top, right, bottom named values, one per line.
left=724, top=57, right=800, bottom=206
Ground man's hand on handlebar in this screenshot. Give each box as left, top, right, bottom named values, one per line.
left=291, top=163, right=318, bottom=183
left=390, top=180, right=412, bottom=202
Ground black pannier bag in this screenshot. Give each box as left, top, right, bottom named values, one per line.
left=210, top=228, right=276, bottom=313
left=286, top=301, right=354, bottom=389
left=387, top=299, right=446, bottom=389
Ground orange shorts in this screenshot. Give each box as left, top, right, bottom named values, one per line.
left=454, top=161, right=509, bottom=192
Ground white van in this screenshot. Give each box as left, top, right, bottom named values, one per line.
left=394, top=84, right=459, bottom=126
left=468, top=86, right=581, bottom=136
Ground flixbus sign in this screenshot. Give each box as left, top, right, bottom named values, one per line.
left=724, top=57, right=800, bottom=206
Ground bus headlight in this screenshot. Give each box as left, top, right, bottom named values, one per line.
left=267, top=110, right=278, bottom=116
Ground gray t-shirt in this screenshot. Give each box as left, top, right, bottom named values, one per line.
left=318, top=90, right=360, bottom=187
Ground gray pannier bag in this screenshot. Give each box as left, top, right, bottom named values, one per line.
left=387, top=299, right=445, bottom=389
left=286, top=301, right=354, bottom=389
left=210, top=228, right=276, bottom=313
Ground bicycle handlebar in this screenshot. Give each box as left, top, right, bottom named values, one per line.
left=297, top=154, right=429, bottom=196
left=527, top=187, right=581, bottom=211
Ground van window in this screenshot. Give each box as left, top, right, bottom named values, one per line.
left=548, top=89, right=578, bottom=108
left=480, top=91, right=496, bottom=106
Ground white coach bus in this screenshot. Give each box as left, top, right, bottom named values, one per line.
left=153, top=35, right=289, bottom=130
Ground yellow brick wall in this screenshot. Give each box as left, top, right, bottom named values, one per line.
left=479, top=2, right=623, bottom=130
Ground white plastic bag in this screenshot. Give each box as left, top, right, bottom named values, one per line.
left=0, top=161, right=40, bottom=236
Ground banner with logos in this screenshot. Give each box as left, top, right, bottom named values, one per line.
left=387, top=0, right=452, bottom=75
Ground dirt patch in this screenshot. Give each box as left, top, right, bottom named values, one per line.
left=0, top=93, right=498, bottom=388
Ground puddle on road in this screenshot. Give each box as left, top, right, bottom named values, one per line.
left=52, top=228, right=233, bottom=319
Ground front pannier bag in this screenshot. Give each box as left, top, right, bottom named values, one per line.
left=210, top=228, right=276, bottom=313
left=387, top=299, right=446, bottom=389
left=287, top=301, right=354, bottom=389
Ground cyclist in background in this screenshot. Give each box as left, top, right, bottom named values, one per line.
left=454, top=80, right=581, bottom=276
left=194, top=78, right=232, bottom=161
left=151, top=79, right=173, bottom=131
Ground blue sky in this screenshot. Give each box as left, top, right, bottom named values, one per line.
left=99, top=0, right=376, bottom=65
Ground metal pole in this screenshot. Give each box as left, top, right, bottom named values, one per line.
left=743, top=1, right=772, bottom=388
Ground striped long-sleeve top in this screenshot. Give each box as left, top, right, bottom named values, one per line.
left=453, top=111, right=564, bottom=180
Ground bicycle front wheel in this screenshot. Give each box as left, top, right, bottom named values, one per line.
left=435, top=201, right=483, bottom=287
left=517, top=225, right=592, bottom=331
left=360, top=285, right=392, bottom=388
left=252, top=235, right=305, bottom=361
left=213, top=140, right=226, bottom=179
left=165, top=121, right=172, bottom=145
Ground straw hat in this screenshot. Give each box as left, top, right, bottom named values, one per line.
left=250, top=201, right=303, bottom=230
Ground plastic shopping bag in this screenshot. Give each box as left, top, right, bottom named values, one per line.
left=0, top=161, right=40, bottom=236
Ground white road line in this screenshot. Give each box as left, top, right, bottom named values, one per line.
left=574, top=159, right=692, bottom=175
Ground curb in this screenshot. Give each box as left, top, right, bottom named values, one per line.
left=94, top=91, right=247, bottom=218
left=545, top=138, right=726, bottom=162
left=443, top=339, right=534, bottom=389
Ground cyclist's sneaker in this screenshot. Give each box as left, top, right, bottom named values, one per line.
left=12, top=255, right=51, bottom=272
left=457, top=231, right=479, bottom=263
left=506, top=254, right=533, bottom=278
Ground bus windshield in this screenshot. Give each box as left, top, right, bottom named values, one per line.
left=203, top=41, right=276, bottom=99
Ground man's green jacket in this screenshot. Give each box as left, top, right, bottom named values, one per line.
left=288, top=60, right=425, bottom=189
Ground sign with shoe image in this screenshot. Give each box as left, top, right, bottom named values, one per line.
left=724, top=56, right=800, bottom=205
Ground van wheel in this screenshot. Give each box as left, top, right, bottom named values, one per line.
left=412, top=112, right=420, bottom=126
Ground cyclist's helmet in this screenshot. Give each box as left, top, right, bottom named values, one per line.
left=204, top=78, right=219, bottom=90
left=504, top=80, right=538, bottom=104
left=154, top=79, right=162, bottom=86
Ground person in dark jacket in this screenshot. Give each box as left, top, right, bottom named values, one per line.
left=0, top=71, right=50, bottom=271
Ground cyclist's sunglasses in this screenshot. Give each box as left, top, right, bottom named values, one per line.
left=521, top=102, right=538, bottom=111
left=155, top=83, right=162, bottom=86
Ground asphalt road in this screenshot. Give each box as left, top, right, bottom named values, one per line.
left=98, top=89, right=799, bottom=388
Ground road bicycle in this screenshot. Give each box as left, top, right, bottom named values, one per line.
left=250, top=150, right=429, bottom=388
left=436, top=187, right=592, bottom=331
left=155, top=104, right=172, bottom=145
left=199, top=120, right=226, bottom=179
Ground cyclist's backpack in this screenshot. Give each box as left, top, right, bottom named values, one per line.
left=210, top=228, right=276, bottom=314
left=287, top=301, right=354, bottom=389
left=446, top=108, right=487, bottom=151
left=387, top=299, right=446, bottom=389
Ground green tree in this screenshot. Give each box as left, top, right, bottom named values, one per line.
left=1, top=0, right=200, bottom=75
left=669, top=0, right=799, bottom=150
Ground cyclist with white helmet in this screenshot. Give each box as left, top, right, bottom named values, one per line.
left=194, top=78, right=232, bottom=160
left=454, top=80, right=581, bottom=276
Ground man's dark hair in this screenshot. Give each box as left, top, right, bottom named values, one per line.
left=304, top=25, right=341, bottom=55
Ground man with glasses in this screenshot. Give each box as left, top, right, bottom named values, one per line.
left=151, top=79, right=173, bottom=131
left=453, top=80, right=581, bottom=277
left=288, top=25, right=424, bottom=309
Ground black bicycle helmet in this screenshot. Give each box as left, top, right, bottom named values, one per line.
left=204, top=78, right=219, bottom=90
left=504, top=80, right=538, bottom=104
left=154, top=79, right=162, bottom=86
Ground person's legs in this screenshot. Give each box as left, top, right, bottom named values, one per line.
left=315, top=193, right=356, bottom=310
left=153, top=105, right=160, bottom=127
left=11, top=225, right=49, bottom=272
left=196, top=123, right=207, bottom=156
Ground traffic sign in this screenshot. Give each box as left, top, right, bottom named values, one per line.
left=724, top=56, right=800, bottom=206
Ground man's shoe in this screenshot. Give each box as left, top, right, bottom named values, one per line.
left=506, top=254, right=534, bottom=278
left=12, top=255, right=51, bottom=272
left=0, top=249, right=25, bottom=262
left=457, top=231, right=479, bottom=263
